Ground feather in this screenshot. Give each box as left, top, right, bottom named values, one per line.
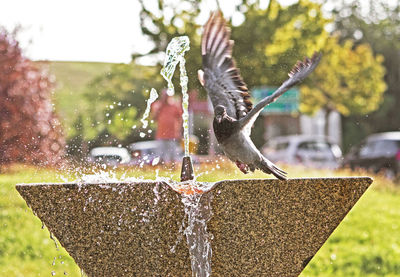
left=239, top=52, right=322, bottom=129
left=200, top=11, right=321, bottom=180
left=201, top=11, right=252, bottom=120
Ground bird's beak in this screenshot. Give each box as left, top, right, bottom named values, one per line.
left=216, top=115, right=222, bottom=123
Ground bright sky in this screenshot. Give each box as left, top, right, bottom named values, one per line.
left=1, top=0, right=296, bottom=63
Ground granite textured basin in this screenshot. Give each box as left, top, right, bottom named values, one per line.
left=16, top=177, right=372, bottom=276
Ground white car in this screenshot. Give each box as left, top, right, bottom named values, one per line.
left=88, top=147, right=131, bottom=166
left=128, top=140, right=184, bottom=165
left=128, top=140, right=162, bottom=165
left=262, top=135, right=342, bottom=169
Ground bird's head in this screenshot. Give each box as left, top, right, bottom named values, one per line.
left=214, top=105, right=227, bottom=123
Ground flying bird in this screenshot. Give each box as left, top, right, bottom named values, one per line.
left=198, top=11, right=321, bottom=180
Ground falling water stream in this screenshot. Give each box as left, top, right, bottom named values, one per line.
left=178, top=184, right=214, bottom=277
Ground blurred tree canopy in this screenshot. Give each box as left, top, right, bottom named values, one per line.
left=80, top=0, right=387, bottom=151
left=327, top=0, right=400, bottom=149
left=0, top=28, right=65, bottom=167
left=72, top=62, right=163, bottom=153
left=136, top=0, right=386, bottom=139
left=135, top=0, right=203, bottom=92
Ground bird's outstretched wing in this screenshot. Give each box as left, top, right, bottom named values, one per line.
left=239, top=52, right=322, bottom=129
left=199, top=11, right=252, bottom=120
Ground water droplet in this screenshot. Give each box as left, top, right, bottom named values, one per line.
left=140, top=88, right=158, bottom=129
left=152, top=157, right=160, bottom=166
left=49, top=232, right=59, bottom=251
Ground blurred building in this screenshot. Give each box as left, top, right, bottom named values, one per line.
left=188, top=90, right=213, bottom=154
left=252, top=87, right=342, bottom=146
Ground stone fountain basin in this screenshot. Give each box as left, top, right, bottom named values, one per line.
left=16, top=177, right=372, bottom=277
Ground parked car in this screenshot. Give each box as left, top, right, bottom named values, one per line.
left=128, top=140, right=162, bottom=165
left=128, top=140, right=186, bottom=165
left=343, top=132, right=400, bottom=178
left=88, top=147, right=131, bottom=166
left=262, top=135, right=343, bottom=169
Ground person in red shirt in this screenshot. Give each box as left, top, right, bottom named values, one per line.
left=152, top=89, right=183, bottom=164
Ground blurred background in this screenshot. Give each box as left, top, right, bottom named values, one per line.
left=1, top=0, right=400, bottom=276
left=1, top=0, right=399, bottom=176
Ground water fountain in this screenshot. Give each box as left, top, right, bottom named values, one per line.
left=15, top=36, right=373, bottom=276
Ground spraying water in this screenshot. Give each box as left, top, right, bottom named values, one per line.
left=140, top=88, right=158, bottom=129
left=160, top=36, right=191, bottom=156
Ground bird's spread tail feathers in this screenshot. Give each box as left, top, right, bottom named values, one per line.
left=257, top=158, right=287, bottom=180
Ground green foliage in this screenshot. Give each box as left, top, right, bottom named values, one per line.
left=136, top=0, right=386, bottom=122
left=81, top=62, right=163, bottom=143
left=232, top=0, right=329, bottom=87
left=37, top=61, right=113, bottom=139
left=301, top=37, right=386, bottom=116
left=136, top=0, right=203, bottom=94
left=328, top=0, right=400, bottom=150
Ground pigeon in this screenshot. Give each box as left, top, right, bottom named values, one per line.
left=198, top=11, right=321, bottom=180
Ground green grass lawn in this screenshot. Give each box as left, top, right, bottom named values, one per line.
left=0, top=163, right=399, bottom=276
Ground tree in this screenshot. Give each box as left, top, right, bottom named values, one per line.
left=136, top=0, right=202, bottom=93
left=300, top=36, right=386, bottom=136
left=232, top=0, right=329, bottom=87
left=231, top=1, right=385, bottom=139
left=81, top=62, right=164, bottom=145
left=135, top=0, right=386, bottom=145
left=0, top=28, right=65, bottom=167
left=327, top=0, right=400, bottom=149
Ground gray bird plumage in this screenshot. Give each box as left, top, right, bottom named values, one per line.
left=198, top=11, right=321, bottom=180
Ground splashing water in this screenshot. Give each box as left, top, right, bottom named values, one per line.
left=140, top=88, right=158, bottom=129
left=168, top=180, right=216, bottom=277
left=182, top=192, right=213, bottom=277
left=161, top=36, right=191, bottom=156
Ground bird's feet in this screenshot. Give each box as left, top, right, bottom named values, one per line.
left=235, top=161, right=249, bottom=174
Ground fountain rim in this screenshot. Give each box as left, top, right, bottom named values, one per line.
left=15, top=176, right=373, bottom=188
